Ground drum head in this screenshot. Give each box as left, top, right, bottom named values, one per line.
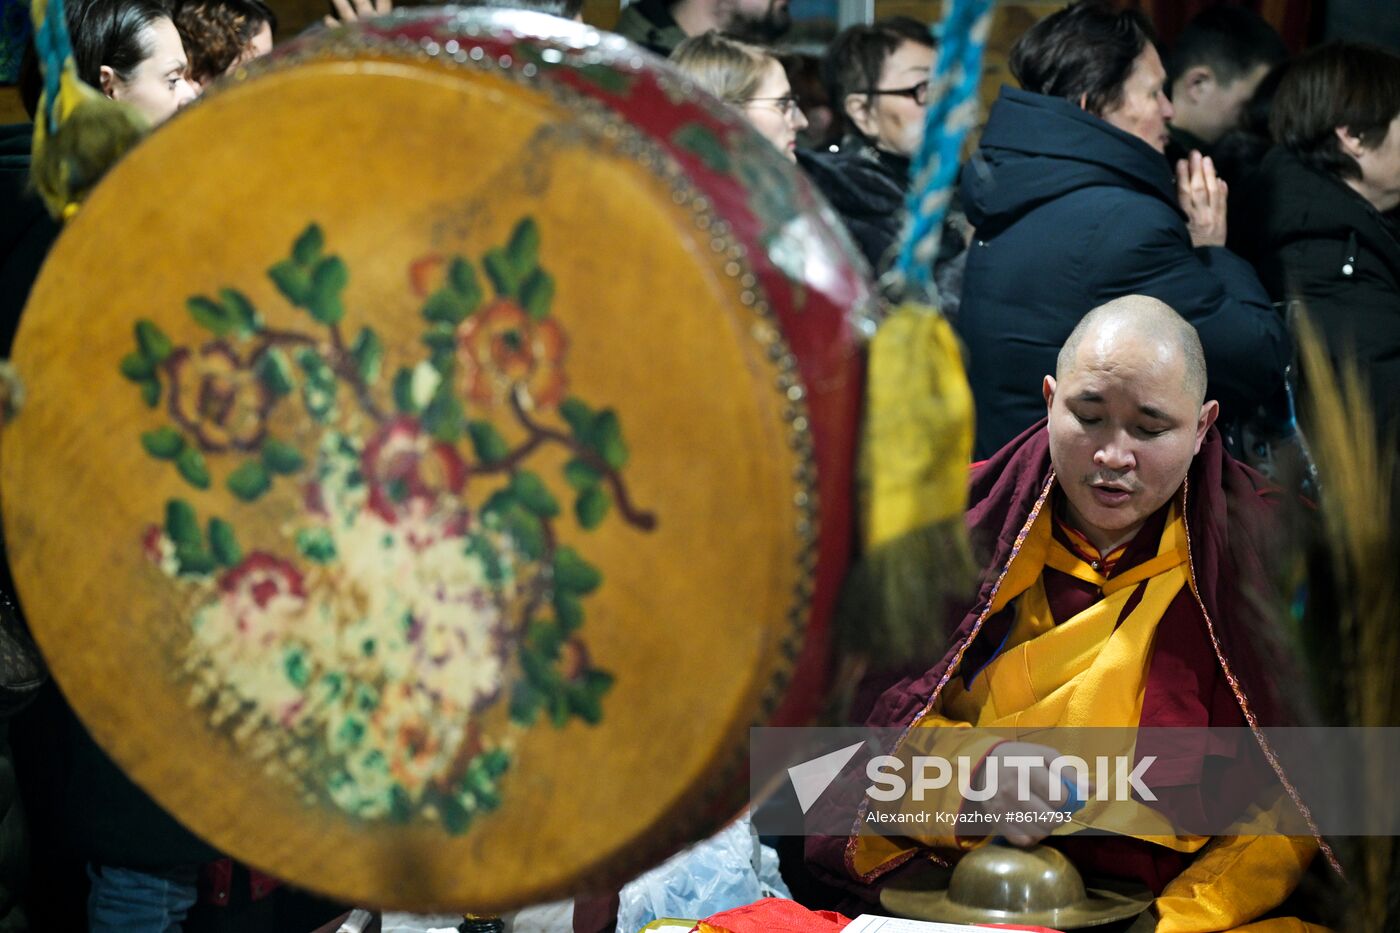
left=3, top=11, right=866, bottom=912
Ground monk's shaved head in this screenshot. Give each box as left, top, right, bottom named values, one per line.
left=1043, top=294, right=1219, bottom=554
left=1055, top=296, right=1208, bottom=404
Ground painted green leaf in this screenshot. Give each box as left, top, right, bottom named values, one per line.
left=448, top=257, right=482, bottom=312
left=563, top=458, right=601, bottom=492
left=392, top=368, right=418, bottom=415
left=140, top=379, right=161, bottom=408
left=582, top=668, right=614, bottom=697
left=187, top=295, right=233, bottom=336
left=296, top=527, right=337, bottom=563
left=567, top=683, right=603, bottom=724
left=672, top=123, right=732, bottom=174
left=592, top=409, right=629, bottom=469
left=503, top=505, right=545, bottom=561
left=559, top=397, right=595, bottom=441
left=227, top=461, right=271, bottom=501
left=440, top=796, right=473, bottom=834
left=466, top=772, right=500, bottom=811
left=422, top=389, right=464, bottom=443
left=511, top=470, right=559, bottom=518
left=553, top=546, right=601, bottom=595
left=262, top=439, right=305, bottom=475
left=554, top=592, right=583, bottom=633
left=549, top=691, right=571, bottom=727
left=421, top=322, right=458, bottom=350
left=480, top=749, right=510, bottom=778
left=528, top=619, right=564, bottom=657
left=467, top=420, right=510, bottom=465
left=134, top=320, right=173, bottom=363
left=292, top=224, right=324, bottom=266
left=297, top=349, right=336, bottom=421
left=483, top=247, right=520, bottom=298
left=120, top=352, right=155, bottom=382
left=507, top=218, right=540, bottom=277
left=575, top=486, right=611, bottom=529
left=268, top=260, right=312, bottom=306
left=350, top=327, right=383, bottom=384
left=509, top=682, right=543, bottom=726
left=220, top=288, right=261, bottom=335
left=307, top=256, right=348, bottom=324
left=302, top=388, right=335, bottom=422
left=176, top=447, right=211, bottom=489
left=174, top=543, right=217, bottom=576
left=284, top=648, right=311, bottom=688
left=255, top=349, right=294, bottom=397
left=141, top=427, right=184, bottom=460
left=165, top=499, right=201, bottom=549
left=422, top=289, right=471, bottom=325
left=519, top=269, right=554, bottom=321
left=388, top=785, right=414, bottom=823
left=208, top=518, right=241, bottom=567
left=519, top=647, right=557, bottom=687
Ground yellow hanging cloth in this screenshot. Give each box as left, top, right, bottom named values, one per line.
left=842, top=303, right=976, bottom=668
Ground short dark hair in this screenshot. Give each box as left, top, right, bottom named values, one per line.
left=1166, top=7, right=1286, bottom=89
left=1009, top=0, right=1155, bottom=117
left=67, top=0, right=176, bottom=88
left=175, top=0, right=276, bottom=84
left=821, top=16, right=933, bottom=136
left=1270, top=41, right=1400, bottom=182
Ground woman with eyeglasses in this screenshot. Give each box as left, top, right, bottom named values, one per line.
left=671, top=31, right=808, bottom=161
left=797, top=17, right=969, bottom=304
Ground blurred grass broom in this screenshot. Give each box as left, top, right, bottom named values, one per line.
left=1290, top=309, right=1398, bottom=931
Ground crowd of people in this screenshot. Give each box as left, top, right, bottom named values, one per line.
left=1, top=0, right=1399, bottom=930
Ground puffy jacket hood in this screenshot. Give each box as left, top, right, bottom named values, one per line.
left=962, top=86, right=1181, bottom=235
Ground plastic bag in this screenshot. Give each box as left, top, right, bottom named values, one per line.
left=614, top=813, right=791, bottom=933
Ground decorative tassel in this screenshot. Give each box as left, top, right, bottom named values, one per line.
left=840, top=304, right=975, bottom=668
left=29, top=0, right=148, bottom=220
left=835, top=0, right=992, bottom=679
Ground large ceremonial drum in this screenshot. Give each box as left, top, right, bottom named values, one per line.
left=2, top=9, right=870, bottom=911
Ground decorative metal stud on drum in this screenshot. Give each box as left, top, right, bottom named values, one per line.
left=1, top=9, right=870, bottom=911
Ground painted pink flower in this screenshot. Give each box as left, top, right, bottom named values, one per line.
left=217, top=552, right=306, bottom=646
left=142, top=524, right=166, bottom=563
left=221, top=552, right=305, bottom=607
left=166, top=343, right=274, bottom=452
left=456, top=299, right=567, bottom=410
left=361, top=417, right=468, bottom=524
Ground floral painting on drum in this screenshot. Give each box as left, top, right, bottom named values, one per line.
left=122, top=217, right=656, bottom=833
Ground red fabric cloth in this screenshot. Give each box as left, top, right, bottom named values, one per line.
left=696, top=899, right=1064, bottom=932
left=697, top=899, right=852, bottom=931
left=197, top=858, right=281, bottom=906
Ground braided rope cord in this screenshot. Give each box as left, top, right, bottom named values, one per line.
left=29, top=0, right=75, bottom=136
left=891, top=0, right=994, bottom=303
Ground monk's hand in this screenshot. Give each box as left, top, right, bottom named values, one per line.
left=324, top=0, right=393, bottom=28
left=1177, top=151, right=1228, bottom=249
left=969, top=741, right=1086, bottom=847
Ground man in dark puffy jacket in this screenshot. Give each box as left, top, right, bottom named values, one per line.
left=956, top=1, right=1289, bottom=460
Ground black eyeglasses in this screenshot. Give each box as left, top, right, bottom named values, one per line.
left=739, top=96, right=802, bottom=118
left=860, top=80, right=929, bottom=106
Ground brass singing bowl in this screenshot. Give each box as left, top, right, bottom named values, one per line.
left=880, top=844, right=1153, bottom=930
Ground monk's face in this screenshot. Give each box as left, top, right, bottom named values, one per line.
left=1043, top=324, right=1218, bottom=552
